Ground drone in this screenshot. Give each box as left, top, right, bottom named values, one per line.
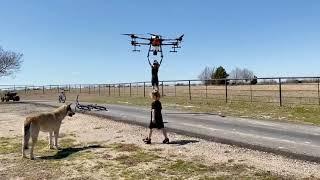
left=122, top=33, right=184, bottom=61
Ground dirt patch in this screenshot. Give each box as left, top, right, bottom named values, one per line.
left=0, top=103, right=319, bottom=179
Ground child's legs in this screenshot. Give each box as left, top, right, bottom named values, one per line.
left=148, top=129, right=153, bottom=139
left=152, top=81, right=159, bottom=90
left=162, top=128, right=168, bottom=139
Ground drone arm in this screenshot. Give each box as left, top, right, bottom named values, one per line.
left=162, top=43, right=178, bottom=45
left=147, top=57, right=152, bottom=67
left=162, top=38, right=176, bottom=41
left=135, top=42, right=150, bottom=45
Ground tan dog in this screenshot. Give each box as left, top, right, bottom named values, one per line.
left=22, top=104, right=75, bottom=159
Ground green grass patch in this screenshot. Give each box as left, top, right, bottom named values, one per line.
left=107, top=143, right=142, bottom=152
left=1, top=158, right=63, bottom=179
left=114, top=151, right=160, bottom=167
left=119, top=159, right=286, bottom=180
left=164, top=159, right=216, bottom=176
left=0, top=137, right=21, bottom=154
left=60, top=138, right=77, bottom=148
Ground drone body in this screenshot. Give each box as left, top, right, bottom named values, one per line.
left=122, top=33, right=184, bottom=61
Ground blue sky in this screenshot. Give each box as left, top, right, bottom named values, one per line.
left=0, top=0, right=320, bottom=85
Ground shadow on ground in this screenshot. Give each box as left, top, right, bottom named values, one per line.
left=39, top=145, right=104, bottom=160
left=165, top=112, right=226, bottom=117
left=168, top=140, right=199, bottom=145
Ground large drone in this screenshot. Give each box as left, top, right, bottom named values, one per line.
left=122, top=33, right=184, bottom=61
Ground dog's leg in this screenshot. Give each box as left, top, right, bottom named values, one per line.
left=22, top=120, right=31, bottom=158
left=49, top=131, right=54, bottom=149
left=30, top=124, right=40, bottom=160
left=22, top=134, right=29, bottom=158
left=54, top=130, right=60, bottom=150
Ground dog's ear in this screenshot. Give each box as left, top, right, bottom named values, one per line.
left=67, top=103, right=72, bottom=107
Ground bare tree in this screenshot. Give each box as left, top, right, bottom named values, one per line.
left=229, top=68, right=242, bottom=79
left=0, top=47, right=23, bottom=77
left=198, top=66, right=215, bottom=85
left=242, top=68, right=254, bottom=81
left=229, top=67, right=255, bottom=84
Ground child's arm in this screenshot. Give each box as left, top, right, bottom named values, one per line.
left=147, top=57, right=152, bottom=67
left=151, top=109, right=156, bottom=123
left=159, top=57, right=163, bottom=66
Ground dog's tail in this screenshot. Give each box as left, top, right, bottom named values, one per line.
left=23, top=117, right=32, bottom=149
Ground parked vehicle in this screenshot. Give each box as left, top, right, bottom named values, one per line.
left=1, top=91, right=20, bottom=102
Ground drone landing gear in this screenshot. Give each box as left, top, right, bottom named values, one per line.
left=153, top=50, right=157, bottom=55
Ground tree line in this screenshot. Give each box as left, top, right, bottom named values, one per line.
left=198, top=66, right=257, bottom=85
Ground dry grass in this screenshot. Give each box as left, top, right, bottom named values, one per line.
left=11, top=82, right=320, bottom=105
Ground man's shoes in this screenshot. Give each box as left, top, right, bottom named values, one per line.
left=143, top=138, right=151, bottom=144
left=163, top=138, right=169, bottom=144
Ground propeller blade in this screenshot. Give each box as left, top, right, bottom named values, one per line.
left=177, top=34, right=184, bottom=41
left=122, top=33, right=144, bottom=39
left=148, top=33, right=163, bottom=38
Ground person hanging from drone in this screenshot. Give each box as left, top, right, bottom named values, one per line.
left=123, top=33, right=184, bottom=90
left=148, top=55, right=163, bottom=91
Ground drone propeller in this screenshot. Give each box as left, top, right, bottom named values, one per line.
left=122, top=33, right=143, bottom=39
left=148, top=33, right=162, bottom=38
left=177, top=34, right=184, bottom=42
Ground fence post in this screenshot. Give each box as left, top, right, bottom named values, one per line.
left=68, top=85, right=71, bottom=93
left=136, top=83, right=138, bottom=96
left=175, top=82, right=177, bottom=97
left=25, top=86, right=27, bottom=94
left=144, top=82, right=146, bottom=97
left=188, top=80, right=191, bottom=100
left=250, top=84, right=253, bottom=103
left=108, top=84, right=111, bottom=96
left=98, top=85, right=101, bottom=96
left=118, top=84, right=121, bottom=96
left=89, top=85, right=91, bottom=94
left=123, top=84, right=126, bottom=96
left=205, top=83, right=208, bottom=99
left=80, top=85, right=82, bottom=93
left=130, top=83, right=132, bottom=97
left=225, top=79, right=228, bottom=103
left=43, top=86, right=45, bottom=94
left=57, top=85, right=59, bottom=93
left=161, top=81, right=164, bottom=97
left=279, top=78, right=282, bottom=106
left=318, top=78, right=320, bottom=105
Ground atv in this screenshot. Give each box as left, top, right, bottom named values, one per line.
left=1, top=91, right=20, bottom=102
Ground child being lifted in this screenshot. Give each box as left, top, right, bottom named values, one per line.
left=148, top=59, right=162, bottom=90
